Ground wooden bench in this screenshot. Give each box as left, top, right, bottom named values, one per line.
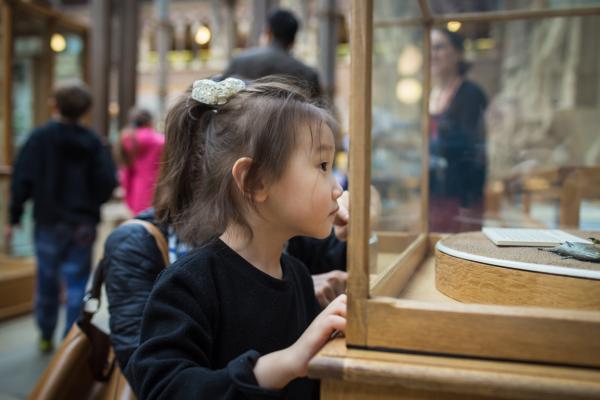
left=0, top=254, right=35, bottom=320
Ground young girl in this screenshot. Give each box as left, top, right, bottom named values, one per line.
left=126, top=77, right=347, bottom=399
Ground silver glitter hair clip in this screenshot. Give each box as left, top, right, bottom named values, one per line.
left=190, top=77, right=246, bottom=106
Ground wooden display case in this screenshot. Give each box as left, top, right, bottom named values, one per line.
left=308, top=1, right=600, bottom=398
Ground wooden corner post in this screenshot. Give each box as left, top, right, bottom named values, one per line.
left=346, top=0, right=372, bottom=347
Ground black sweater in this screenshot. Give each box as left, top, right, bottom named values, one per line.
left=9, top=120, right=117, bottom=226
left=125, top=239, right=321, bottom=400
left=105, top=209, right=346, bottom=371
left=429, top=80, right=487, bottom=205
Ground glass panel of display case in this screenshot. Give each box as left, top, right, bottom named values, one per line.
left=395, top=14, right=600, bottom=311
left=429, top=0, right=600, bottom=15
left=0, top=8, right=5, bottom=166
left=374, top=0, right=422, bottom=21
left=0, top=0, right=6, bottom=248
left=369, top=20, right=424, bottom=291
left=0, top=12, right=7, bottom=167
left=362, top=14, right=600, bottom=368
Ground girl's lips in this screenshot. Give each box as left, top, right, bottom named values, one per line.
left=329, top=206, right=340, bottom=216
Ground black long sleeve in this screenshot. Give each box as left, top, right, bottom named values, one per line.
left=287, top=231, right=346, bottom=275
left=9, top=135, right=39, bottom=225
left=126, top=240, right=320, bottom=400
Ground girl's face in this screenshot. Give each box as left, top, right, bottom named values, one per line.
left=265, top=123, right=343, bottom=239
left=431, top=30, right=462, bottom=78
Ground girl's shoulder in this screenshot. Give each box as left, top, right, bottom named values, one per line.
left=157, top=239, right=234, bottom=281
left=151, top=244, right=224, bottom=300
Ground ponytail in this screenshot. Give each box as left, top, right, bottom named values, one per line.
left=153, top=94, right=213, bottom=225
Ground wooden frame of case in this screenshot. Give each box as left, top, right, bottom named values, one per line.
left=345, top=0, right=600, bottom=368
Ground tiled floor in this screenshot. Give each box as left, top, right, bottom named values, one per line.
left=0, top=294, right=111, bottom=400
left=0, top=312, right=69, bottom=400
left=0, top=313, right=54, bottom=400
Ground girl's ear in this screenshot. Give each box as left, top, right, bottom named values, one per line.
left=231, top=157, right=268, bottom=203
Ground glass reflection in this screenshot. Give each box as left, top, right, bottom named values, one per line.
left=372, top=26, right=423, bottom=234
left=429, top=28, right=487, bottom=232
left=428, top=15, right=600, bottom=233
left=429, top=0, right=600, bottom=14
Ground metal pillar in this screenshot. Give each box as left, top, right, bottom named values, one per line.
left=155, top=0, right=170, bottom=125
left=118, top=0, right=140, bottom=129
left=318, top=0, right=336, bottom=106
left=90, top=0, right=111, bottom=136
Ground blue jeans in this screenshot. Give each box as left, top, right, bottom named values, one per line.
left=34, top=223, right=95, bottom=340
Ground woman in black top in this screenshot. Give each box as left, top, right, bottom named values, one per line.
left=429, top=28, right=488, bottom=232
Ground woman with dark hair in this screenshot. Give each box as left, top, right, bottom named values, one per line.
left=429, top=28, right=488, bottom=232
left=118, top=107, right=165, bottom=214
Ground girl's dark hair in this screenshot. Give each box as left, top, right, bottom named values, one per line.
left=153, top=76, right=338, bottom=247
left=434, top=28, right=471, bottom=76
left=118, top=108, right=154, bottom=166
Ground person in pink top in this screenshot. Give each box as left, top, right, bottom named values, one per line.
left=118, top=108, right=165, bottom=214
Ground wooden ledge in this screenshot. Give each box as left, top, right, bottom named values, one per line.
left=309, top=339, right=600, bottom=399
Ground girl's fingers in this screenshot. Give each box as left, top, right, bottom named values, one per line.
left=331, top=293, right=347, bottom=305
left=322, top=295, right=346, bottom=317
left=325, top=315, right=346, bottom=333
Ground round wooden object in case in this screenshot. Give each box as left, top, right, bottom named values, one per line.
left=435, top=231, right=600, bottom=310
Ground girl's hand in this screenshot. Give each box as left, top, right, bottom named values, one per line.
left=288, top=294, right=347, bottom=376
left=253, top=294, right=347, bottom=389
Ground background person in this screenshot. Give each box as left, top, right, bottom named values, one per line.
left=429, top=28, right=488, bottom=232
left=117, top=108, right=165, bottom=215
left=223, top=8, right=322, bottom=100
left=6, top=81, right=117, bottom=352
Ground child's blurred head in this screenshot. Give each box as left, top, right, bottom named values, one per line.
left=53, top=80, right=92, bottom=121
left=128, top=108, right=154, bottom=128
left=154, top=76, right=339, bottom=246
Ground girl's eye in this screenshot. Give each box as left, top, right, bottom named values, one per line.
left=320, top=162, right=328, bottom=172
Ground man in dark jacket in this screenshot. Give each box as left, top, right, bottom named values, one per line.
left=223, top=8, right=322, bottom=100
left=6, top=81, right=117, bottom=351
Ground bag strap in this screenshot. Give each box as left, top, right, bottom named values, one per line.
left=76, top=218, right=169, bottom=382
left=120, top=219, right=169, bottom=266
left=81, top=218, right=169, bottom=325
